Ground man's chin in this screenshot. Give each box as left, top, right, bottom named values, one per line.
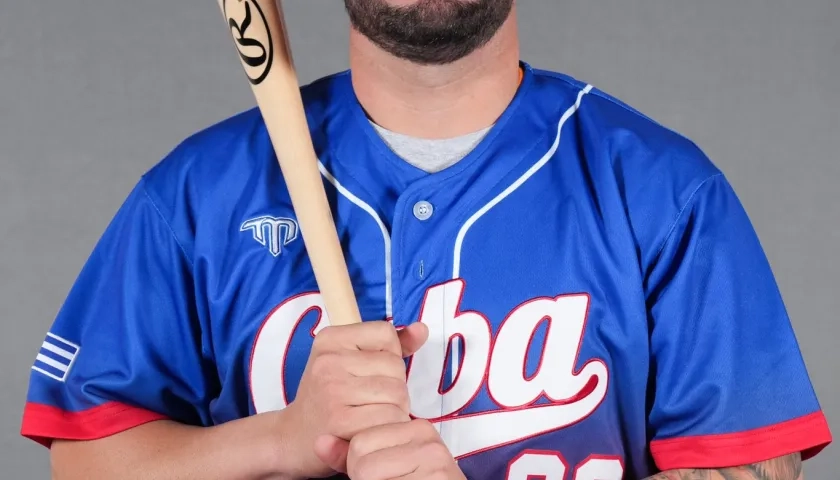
left=344, top=0, right=514, bottom=65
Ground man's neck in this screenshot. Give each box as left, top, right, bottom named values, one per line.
left=348, top=11, right=521, bottom=140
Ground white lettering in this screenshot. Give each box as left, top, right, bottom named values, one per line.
left=506, top=451, right=567, bottom=480
left=488, top=294, right=601, bottom=407
left=249, top=280, right=610, bottom=461
left=574, top=456, right=624, bottom=480
left=406, top=280, right=492, bottom=420
left=250, top=292, right=328, bottom=413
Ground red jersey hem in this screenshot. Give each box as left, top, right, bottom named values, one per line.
left=650, top=411, right=832, bottom=470
left=21, top=401, right=169, bottom=448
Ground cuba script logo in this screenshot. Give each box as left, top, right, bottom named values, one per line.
left=241, top=215, right=299, bottom=257
left=250, top=279, right=611, bottom=469
left=223, top=0, right=273, bottom=85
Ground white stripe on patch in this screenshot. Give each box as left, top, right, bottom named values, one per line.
left=32, top=333, right=80, bottom=382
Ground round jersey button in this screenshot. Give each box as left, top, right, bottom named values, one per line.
left=413, top=201, right=434, bottom=221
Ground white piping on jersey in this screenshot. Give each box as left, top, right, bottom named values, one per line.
left=318, top=162, right=393, bottom=319
left=451, top=84, right=593, bottom=279
left=447, top=84, right=593, bottom=392
left=312, top=84, right=592, bottom=322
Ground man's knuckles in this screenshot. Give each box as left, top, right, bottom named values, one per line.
left=310, top=325, right=342, bottom=353
left=406, top=418, right=439, bottom=440
left=308, top=351, right=344, bottom=378
left=414, top=436, right=452, bottom=462
left=348, top=452, right=382, bottom=480
left=346, top=424, right=392, bottom=461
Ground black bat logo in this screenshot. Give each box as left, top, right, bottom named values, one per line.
left=225, top=0, right=274, bottom=85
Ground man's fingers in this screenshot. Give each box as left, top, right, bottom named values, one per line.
left=345, top=420, right=459, bottom=480
left=349, top=441, right=418, bottom=480
left=398, top=322, right=429, bottom=357
left=349, top=419, right=440, bottom=461
left=340, top=350, right=407, bottom=380
left=313, top=321, right=402, bottom=357
left=311, top=320, right=428, bottom=358
left=340, top=375, right=411, bottom=411
left=331, top=404, right=410, bottom=439
left=346, top=421, right=417, bottom=461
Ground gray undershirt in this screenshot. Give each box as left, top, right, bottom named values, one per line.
left=372, top=123, right=492, bottom=173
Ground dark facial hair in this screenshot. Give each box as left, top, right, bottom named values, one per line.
left=344, top=0, right=514, bottom=65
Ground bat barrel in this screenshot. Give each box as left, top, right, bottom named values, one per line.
left=218, top=0, right=363, bottom=326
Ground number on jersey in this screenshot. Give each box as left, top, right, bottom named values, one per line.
left=506, top=451, right=624, bottom=480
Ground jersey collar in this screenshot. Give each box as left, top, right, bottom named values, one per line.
left=326, top=62, right=540, bottom=191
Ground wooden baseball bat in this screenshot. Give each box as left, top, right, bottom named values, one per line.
left=217, top=0, right=362, bottom=326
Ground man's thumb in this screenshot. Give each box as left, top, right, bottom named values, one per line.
left=397, top=322, right=429, bottom=357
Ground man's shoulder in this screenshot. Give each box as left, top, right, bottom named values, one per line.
left=533, top=65, right=718, bottom=175
left=141, top=71, right=350, bottom=202
left=531, top=66, right=727, bottom=255
left=139, top=106, right=266, bottom=208
left=535, top=65, right=721, bottom=200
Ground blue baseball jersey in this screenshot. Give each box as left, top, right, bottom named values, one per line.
left=22, top=63, right=831, bottom=479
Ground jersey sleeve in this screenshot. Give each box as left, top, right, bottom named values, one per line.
left=644, top=173, right=832, bottom=470
left=21, top=177, right=214, bottom=448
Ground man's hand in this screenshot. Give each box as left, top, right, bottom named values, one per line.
left=314, top=418, right=466, bottom=480
left=281, top=320, right=429, bottom=479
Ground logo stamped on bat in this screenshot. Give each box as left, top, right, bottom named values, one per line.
left=224, top=0, right=274, bottom=85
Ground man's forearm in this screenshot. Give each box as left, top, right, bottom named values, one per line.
left=50, top=412, right=298, bottom=480
left=644, top=453, right=803, bottom=480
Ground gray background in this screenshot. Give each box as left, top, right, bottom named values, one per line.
left=1, top=1, right=837, bottom=478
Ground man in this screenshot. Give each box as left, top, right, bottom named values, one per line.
left=21, top=0, right=831, bottom=479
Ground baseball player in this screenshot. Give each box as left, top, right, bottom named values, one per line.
left=21, top=1, right=832, bottom=479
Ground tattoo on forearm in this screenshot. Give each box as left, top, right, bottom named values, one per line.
left=643, top=453, right=803, bottom=480
left=746, top=454, right=803, bottom=480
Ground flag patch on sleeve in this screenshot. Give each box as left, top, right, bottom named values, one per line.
left=31, top=333, right=80, bottom=382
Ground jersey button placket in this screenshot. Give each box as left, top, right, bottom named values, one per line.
left=393, top=192, right=449, bottom=442
left=408, top=196, right=461, bottom=458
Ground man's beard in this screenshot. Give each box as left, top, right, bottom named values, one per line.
left=344, top=0, right=514, bottom=65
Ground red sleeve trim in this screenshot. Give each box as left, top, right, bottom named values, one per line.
left=21, top=401, right=169, bottom=448
left=650, top=411, right=833, bottom=470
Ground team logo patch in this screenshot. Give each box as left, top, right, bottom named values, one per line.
left=32, top=333, right=80, bottom=382
left=241, top=215, right=299, bottom=257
